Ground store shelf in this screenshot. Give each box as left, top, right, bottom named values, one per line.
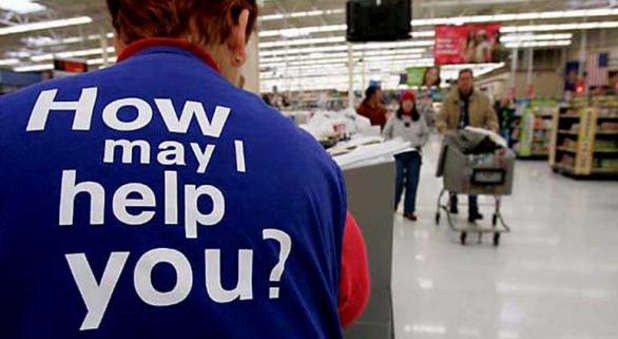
left=558, top=130, right=578, bottom=135
left=557, top=147, right=577, bottom=153
left=594, top=149, right=618, bottom=154
left=560, top=115, right=580, bottom=119
left=597, top=116, right=618, bottom=120
left=596, top=131, right=618, bottom=136
left=554, top=163, right=575, bottom=173
left=592, top=168, right=618, bottom=174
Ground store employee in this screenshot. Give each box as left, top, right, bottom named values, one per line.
left=0, top=1, right=369, bottom=338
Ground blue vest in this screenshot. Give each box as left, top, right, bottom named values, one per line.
left=0, top=44, right=346, bottom=339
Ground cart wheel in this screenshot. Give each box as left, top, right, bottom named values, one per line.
left=493, top=233, right=501, bottom=247
left=460, top=232, right=467, bottom=245
left=492, top=214, right=498, bottom=226
left=435, top=212, right=441, bottom=225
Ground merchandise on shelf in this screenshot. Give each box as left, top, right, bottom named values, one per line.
left=594, top=139, right=618, bottom=152
left=595, top=158, right=618, bottom=170
left=551, top=102, right=618, bottom=177
left=591, top=95, right=618, bottom=108
left=559, top=138, right=577, bottom=149
left=558, top=154, right=576, bottom=167
left=598, top=122, right=618, bottom=132
left=598, top=107, right=618, bottom=118
left=513, top=97, right=558, bottom=158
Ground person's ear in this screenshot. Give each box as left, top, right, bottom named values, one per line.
left=228, top=9, right=250, bottom=68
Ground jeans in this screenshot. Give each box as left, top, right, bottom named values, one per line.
left=449, top=193, right=479, bottom=215
left=395, top=151, right=422, bottom=214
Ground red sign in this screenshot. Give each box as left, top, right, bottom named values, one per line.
left=54, top=59, right=88, bottom=73
left=434, top=24, right=501, bottom=65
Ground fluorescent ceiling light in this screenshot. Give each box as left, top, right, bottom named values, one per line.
left=260, top=40, right=434, bottom=57
left=27, top=32, right=114, bottom=48
left=262, top=54, right=424, bottom=69
left=262, top=59, right=436, bottom=75
left=87, top=57, right=118, bottom=65
left=0, top=16, right=93, bottom=36
left=261, top=63, right=504, bottom=92
left=412, top=31, right=436, bottom=38
left=261, top=36, right=346, bottom=49
left=500, top=33, right=573, bottom=42
left=0, top=0, right=45, bottom=14
left=412, top=8, right=618, bottom=26
left=260, top=32, right=435, bottom=50
left=504, top=40, right=572, bottom=48
left=261, top=48, right=428, bottom=64
left=261, top=61, right=503, bottom=79
left=260, top=24, right=346, bottom=38
left=260, top=9, right=344, bottom=21
left=501, top=21, right=618, bottom=33
left=14, top=64, right=54, bottom=72
left=0, top=58, right=20, bottom=66
left=31, top=46, right=116, bottom=62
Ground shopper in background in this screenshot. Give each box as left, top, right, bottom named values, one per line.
left=0, top=0, right=369, bottom=338
left=357, top=85, right=388, bottom=130
left=383, top=90, right=429, bottom=221
left=418, top=66, right=441, bottom=129
left=437, top=69, right=499, bottom=222
left=494, top=96, right=515, bottom=145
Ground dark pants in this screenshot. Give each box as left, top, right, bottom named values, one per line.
left=449, top=193, right=480, bottom=215
left=395, top=151, right=422, bottom=214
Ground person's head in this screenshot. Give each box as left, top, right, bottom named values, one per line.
left=458, top=69, right=474, bottom=96
left=364, top=86, right=382, bottom=106
left=475, top=30, right=488, bottom=43
left=106, top=0, right=258, bottom=84
left=397, top=90, right=419, bottom=121
left=423, top=67, right=441, bottom=88
left=567, top=69, right=578, bottom=82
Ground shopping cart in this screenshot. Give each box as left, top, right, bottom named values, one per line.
left=435, top=130, right=515, bottom=246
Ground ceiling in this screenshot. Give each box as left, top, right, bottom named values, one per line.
left=0, top=0, right=580, bottom=57
left=0, top=0, right=617, bottom=90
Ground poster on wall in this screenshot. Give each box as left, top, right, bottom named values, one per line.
left=406, top=67, right=426, bottom=87
left=434, top=24, right=501, bottom=65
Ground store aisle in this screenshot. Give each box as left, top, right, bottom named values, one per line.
left=392, top=140, right=618, bottom=339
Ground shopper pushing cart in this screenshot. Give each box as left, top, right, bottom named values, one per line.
left=436, top=69, right=513, bottom=246
left=436, top=68, right=500, bottom=222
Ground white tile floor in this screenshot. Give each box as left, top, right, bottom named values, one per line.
left=392, top=140, right=618, bottom=339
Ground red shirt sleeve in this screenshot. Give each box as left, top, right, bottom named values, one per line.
left=338, top=212, right=370, bottom=328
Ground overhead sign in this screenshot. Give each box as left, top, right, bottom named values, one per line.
left=54, top=59, right=88, bottom=73
left=406, top=67, right=426, bottom=87
left=434, top=24, right=501, bottom=65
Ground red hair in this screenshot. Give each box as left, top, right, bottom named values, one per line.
left=106, top=0, right=258, bottom=46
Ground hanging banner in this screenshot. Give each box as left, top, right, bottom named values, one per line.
left=435, top=24, right=501, bottom=65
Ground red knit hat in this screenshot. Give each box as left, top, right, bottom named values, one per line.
left=400, top=90, right=416, bottom=102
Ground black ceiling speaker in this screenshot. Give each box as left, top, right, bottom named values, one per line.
left=346, top=0, right=412, bottom=42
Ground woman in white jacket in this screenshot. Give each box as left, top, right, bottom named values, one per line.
left=383, top=90, right=430, bottom=221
